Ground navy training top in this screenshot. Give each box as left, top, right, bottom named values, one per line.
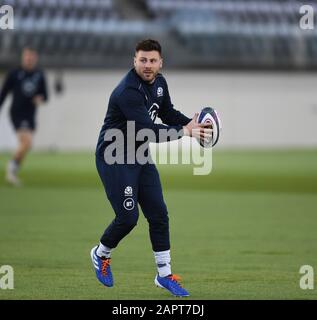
left=96, top=68, right=191, bottom=161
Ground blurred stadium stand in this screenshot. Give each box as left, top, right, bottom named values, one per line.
left=0, top=0, right=317, bottom=69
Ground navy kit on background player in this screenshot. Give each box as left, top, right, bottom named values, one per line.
left=91, top=39, right=212, bottom=297
left=0, top=47, right=48, bottom=186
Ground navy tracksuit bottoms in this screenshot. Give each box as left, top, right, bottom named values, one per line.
left=96, top=156, right=170, bottom=252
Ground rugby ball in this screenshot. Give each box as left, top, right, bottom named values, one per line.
left=197, top=107, right=222, bottom=148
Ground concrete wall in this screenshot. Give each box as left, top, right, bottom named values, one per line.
left=1, top=70, right=317, bottom=151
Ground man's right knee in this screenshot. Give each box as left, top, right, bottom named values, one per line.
left=18, top=131, right=33, bottom=151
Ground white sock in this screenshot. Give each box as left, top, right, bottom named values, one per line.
left=96, top=242, right=112, bottom=259
left=8, top=160, right=19, bottom=174
left=154, top=250, right=171, bottom=277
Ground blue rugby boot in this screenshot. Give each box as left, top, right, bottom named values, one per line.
left=90, top=245, right=113, bottom=287
left=154, top=274, right=189, bottom=297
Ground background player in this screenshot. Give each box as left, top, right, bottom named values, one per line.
left=0, top=47, right=48, bottom=186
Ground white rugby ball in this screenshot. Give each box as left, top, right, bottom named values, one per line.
left=197, top=107, right=222, bottom=148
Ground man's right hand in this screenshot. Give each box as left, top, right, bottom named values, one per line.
left=183, top=113, right=213, bottom=142
left=32, top=95, right=44, bottom=107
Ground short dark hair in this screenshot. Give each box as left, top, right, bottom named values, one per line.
left=22, top=46, right=38, bottom=54
left=135, top=39, right=162, bottom=56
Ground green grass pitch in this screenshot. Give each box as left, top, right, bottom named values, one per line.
left=0, top=150, right=317, bottom=300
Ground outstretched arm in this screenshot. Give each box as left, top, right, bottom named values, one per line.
left=158, top=81, right=211, bottom=142
left=158, top=81, right=191, bottom=126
